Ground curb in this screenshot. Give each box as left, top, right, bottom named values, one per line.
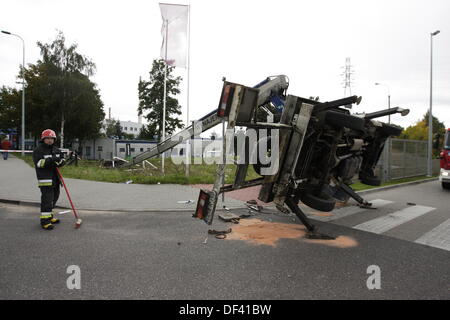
left=0, top=198, right=248, bottom=213
left=0, top=178, right=438, bottom=212
left=355, top=177, right=438, bottom=195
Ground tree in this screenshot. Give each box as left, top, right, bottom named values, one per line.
left=0, top=86, right=21, bottom=131
left=137, top=59, right=184, bottom=142
left=36, top=31, right=102, bottom=147
left=399, top=111, right=446, bottom=156
left=1, top=31, right=105, bottom=147
left=115, top=120, right=124, bottom=138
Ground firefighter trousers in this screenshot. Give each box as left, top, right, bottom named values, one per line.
left=39, top=183, right=60, bottom=216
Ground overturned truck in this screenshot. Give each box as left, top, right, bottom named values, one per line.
left=121, top=75, right=409, bottom=239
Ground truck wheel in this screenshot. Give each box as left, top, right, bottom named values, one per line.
left=300, top=192, right=336, bottom=212
left=442, top=182, right=450, bottom=190
left=359, top=174, right=381, bottom=186
left=252, top=136, right=272, bottom=176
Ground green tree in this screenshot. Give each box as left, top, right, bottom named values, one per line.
left=35, top=31, right=103, bottom=147
left=0, top=86, right=21, bottom=132
left=399, top=111, right=446, bottom=156
left=137, top=59, right=184, bottom=142
left=1, top=31, right=105, bottom=147
left=115, top=120, right=124, bottom=138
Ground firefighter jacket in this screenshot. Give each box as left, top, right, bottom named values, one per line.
left=32, top=142, right=66, bottom=187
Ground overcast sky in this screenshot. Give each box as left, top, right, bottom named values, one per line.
left=1, top=0, right=450, bottom=133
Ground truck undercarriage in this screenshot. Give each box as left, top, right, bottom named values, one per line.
left=120, top=75, right=409, bottom=239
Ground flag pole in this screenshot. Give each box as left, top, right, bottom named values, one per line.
left=185, top=4, right=191, bottom=177
left=162, top=18, right=168, bottom=175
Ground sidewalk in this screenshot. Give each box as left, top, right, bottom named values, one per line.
left=0, top=155, right=245, bottom=212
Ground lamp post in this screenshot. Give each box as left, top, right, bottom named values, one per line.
left=374, top=82, right=391, bottom=124
left=428, top=30, right=440, bottom=177
left=375, top=82, right=392, bottom=181
left=2, top=30, right=25, bottom=156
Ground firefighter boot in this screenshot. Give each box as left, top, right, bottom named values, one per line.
left=50, top=213, right=60, bottom=224
left=40, top=216, right=54, bottom=230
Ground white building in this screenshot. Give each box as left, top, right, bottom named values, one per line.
left=118, top=120, right=144, bottom=137
left=101, top=111, right=145, bottom=138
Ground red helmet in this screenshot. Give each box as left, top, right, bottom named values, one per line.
left=41, top=129, right=57, bottom=140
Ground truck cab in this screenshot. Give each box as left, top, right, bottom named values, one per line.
left=439, top=128, right=450, bottom=189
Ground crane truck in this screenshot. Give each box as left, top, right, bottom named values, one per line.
left=121, top=75, right=409, bottom=239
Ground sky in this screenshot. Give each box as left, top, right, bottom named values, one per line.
left=1, top=0, right=450, bottom=135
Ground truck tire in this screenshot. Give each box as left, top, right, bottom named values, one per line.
left=325, top=111, right=366, bottom=131
left=359, top=174, right=381, bottom=186
left=252, top=136, right=272, bottom=176
left=442, top=182, right=450, bottom=190
left=300, top=192, right=336, bottom=212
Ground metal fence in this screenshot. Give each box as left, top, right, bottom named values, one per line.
left=375, top=138, right=440, bottom=182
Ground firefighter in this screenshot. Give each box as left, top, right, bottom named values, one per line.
left=32, top=129, right=66, bottom=230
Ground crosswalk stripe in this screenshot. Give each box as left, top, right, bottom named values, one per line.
left=311, top=199, right=394, bottom=222
left=414, top=218, right=450, bottom=251
left=353, top=205, right=436, bottom=234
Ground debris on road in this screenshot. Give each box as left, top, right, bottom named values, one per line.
left=208, top=228, right=232, bottom=239
left=177, top=200, right=194, bottom=204
left=218, top=212, right=240, bottom=224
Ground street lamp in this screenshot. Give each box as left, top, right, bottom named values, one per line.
left=374, top=82, right=392, bottom=181
left=428, top=30, right=440, bottom=177
left=374, top=82, right=391, bottom=124
left=2, top=30, right=25, bottom=156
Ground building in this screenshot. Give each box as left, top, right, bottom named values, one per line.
left=75, top=137, right=221, bottom=161
left=100, top=111, right=145, bottom=138
left=75, top=138, right=157, bottom=161
left=118, top=120, right=144, bottom=138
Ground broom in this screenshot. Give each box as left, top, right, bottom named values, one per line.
left=55, top=167, right=82, bottom=228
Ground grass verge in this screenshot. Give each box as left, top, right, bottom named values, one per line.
left=13, top=153, right=261, bottom=185
left=13, top=153, right=437, bottom=188
left=350, top=175, right=437, bottom=191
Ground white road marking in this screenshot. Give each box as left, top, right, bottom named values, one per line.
left=353, top=205, right=436, bottom=234
left=414, top=218, right=450, bottom=251
left=311, top=199, right=394, bottom=222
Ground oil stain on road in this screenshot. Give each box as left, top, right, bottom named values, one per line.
left=225, top=218, right=358, bottom=248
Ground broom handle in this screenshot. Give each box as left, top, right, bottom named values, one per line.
left=55, top=167, right=79, bottom=220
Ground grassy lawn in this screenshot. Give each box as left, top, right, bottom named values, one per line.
left=14, top=153, right=436, bottom=188
left=13, top=153, right=261, bottom=185
left=350, top=175, right=437, bottom=191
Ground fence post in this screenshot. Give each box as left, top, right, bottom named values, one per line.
left=381, top=142, right=388, bottom=183
left=403, top=140, right=407, bottom=178
left=386, top=137, right=391, bottom=181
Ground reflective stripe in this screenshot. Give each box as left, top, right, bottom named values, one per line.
left=37, top=159, right=46, bottom=168
left=38, top=179, right=53, bottom=187
left=40, top=213, right=52, bottom=219
left=38, top=183, right=53, bottom=187
left=43, top=155, right=52, bottom=159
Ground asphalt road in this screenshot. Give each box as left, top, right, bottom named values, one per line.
left=307, top=180, right=450, bottom=251
left=0, top=200, right=449, bottom=300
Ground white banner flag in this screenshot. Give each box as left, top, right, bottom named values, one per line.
left=159, top=3, right=188, bottom=68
